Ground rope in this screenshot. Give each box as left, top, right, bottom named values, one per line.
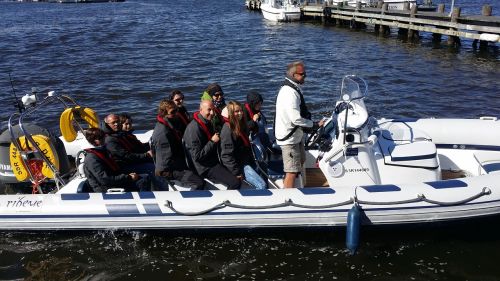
left=420, top=187, right=491, bottom=206
left=357, top=197, right=423, bottom=205
left=224, top=200, right=290, bottom=210
left=163, top=187, right=491, bottom=216
left=288, top=198, right=355, bottom=209
left=165, top=200, right=226, bottom=216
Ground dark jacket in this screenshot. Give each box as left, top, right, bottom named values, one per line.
left=183, top=112, right=219, bottom=176
left=83, top=147, right=135, bottom=192
left=220, top=123, right=254, bottom=176
left=211, top=107, right=225, bottom=133
left=243, top=92, right=266, bottom=134
left=176, top=106, right=190, bottom=133
left=102, top=124, right=152, bottom=168
left=151, top=116, right=188, bottom=175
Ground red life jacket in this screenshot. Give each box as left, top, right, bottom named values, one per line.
left=157, top=115, right=182, bottom=142
left=193, top=111, right=213, bottom=140
left=245, top=103, right=255, bottom=120
left=85, top=148, right=120, bottom=172
left=116, top=134, right=135, bottom=152
left=239, top=131, right=250, bottom=147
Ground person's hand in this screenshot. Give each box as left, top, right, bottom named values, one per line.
left=147, top=150, right=153, bottom=158
left=211, top=132, right=220, bottom=143
left=318, top=119, right=325, bottom=127
left=236, top=175, right=244, bottom=181
left=253, top=113, right=260, bottom=122
left=129, top=173, right=140, bottom=181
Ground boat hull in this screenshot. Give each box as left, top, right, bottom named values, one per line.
left=1, top=173, right=499, bottom=230
left=261, top=4, right=301, bottom=22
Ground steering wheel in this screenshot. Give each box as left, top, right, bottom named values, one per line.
left=306, top=125, right=325, bottom=148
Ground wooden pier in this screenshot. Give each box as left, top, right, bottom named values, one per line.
left=247, top=1, right=500, bottom=48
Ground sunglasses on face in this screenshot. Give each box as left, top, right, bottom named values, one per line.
left=174, top=97, right=184, bottom=102
left=213, top=92, right=223, bottom=98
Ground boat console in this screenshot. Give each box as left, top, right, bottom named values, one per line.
left=314, top=75, right=441, bottom=187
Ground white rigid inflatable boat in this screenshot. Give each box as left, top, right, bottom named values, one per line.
left=0, top=75, right=499, bottom=232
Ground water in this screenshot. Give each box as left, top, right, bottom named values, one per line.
left=0, top=0, right=499, bottom=279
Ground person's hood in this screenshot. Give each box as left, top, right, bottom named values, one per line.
left=246, top=91, right=263, bottom=110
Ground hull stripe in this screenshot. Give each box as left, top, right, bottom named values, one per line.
left=144, top=203, right=162, bottom=215
left=106, top=204, right=140, bottom=215
left=61, top=193, right=90, bottom=200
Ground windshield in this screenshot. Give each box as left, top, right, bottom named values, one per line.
left=340, top=75, right=368, bottom=102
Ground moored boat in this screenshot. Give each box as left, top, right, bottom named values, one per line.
left=0, top=75, right=499, bottom=233
left=260, top=0, right=301, bottom=22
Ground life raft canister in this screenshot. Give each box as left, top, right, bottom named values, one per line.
left=9, top=135, right=60, bottom=182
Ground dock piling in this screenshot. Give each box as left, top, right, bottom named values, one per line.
left=408, top=5, right=419, bottom=41
left=437, top=4, right=445, bottom=14
left=477, top=5, right=493, bottom=49
left=381, top=3, right=391, bottom=35
left=448, top=7, right=462, bottom=47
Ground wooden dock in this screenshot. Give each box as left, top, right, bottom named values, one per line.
left=247, top=1, right=500, bottom=48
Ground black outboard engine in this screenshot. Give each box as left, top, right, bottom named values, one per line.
left=0, top=123, right=72, bottom=193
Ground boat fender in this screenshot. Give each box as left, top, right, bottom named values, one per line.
left=346, top=203, right=361, bottom=255
left=60, top=106, right=99, bottom=142
left=9, top=135, right=60, bottom=182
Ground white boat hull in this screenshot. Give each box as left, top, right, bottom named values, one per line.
left=261, top=3, right=301, bottom=22
left=1, top=171, right=499, bottom=230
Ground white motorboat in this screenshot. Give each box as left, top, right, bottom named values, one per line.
left=0, top=75, right=499, bottom=239
left=260, top=0, right=302, bottom=22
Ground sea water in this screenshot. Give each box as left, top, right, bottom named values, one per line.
left=0, top=0, right=499, bottom=279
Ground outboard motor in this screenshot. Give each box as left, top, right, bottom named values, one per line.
left=0, top=123, right=72, bottom=193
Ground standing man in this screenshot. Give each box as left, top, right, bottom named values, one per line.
left=274, top=61, right=322, bottom=188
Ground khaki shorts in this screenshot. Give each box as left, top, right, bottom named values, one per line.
left=280, top=142, right=306, bottom=173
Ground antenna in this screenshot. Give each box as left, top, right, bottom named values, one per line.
left=8, top=73, right=23, bottom=114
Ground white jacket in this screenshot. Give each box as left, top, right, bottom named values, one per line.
left=274, top=78, right=313, bottom=145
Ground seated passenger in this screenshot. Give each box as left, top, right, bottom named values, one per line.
left=221, top=101, right=267, bottom=190
left=83, top=128, right=151, bottom=192
left=243, top=91, right=267, bottom=135
left=183, top=100, right=240, bottom=190
left=102, top=114, right=154, bottom=174
left=169, top=90, right=190, bottom=133
left=201, top=83, right=226, bottom=133
left=151, top=99, right=204, bottom=190
left=119, top=113, right=150, bottom=152
left=243, top=91, right=274, bottom=152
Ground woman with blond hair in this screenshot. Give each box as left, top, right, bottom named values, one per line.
left=220, top=101, right=267, bottom=190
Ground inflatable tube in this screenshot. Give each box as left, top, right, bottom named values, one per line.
left=60, top=106, right=99, bottom=142
left=9, top=135, right=60, bottom=181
